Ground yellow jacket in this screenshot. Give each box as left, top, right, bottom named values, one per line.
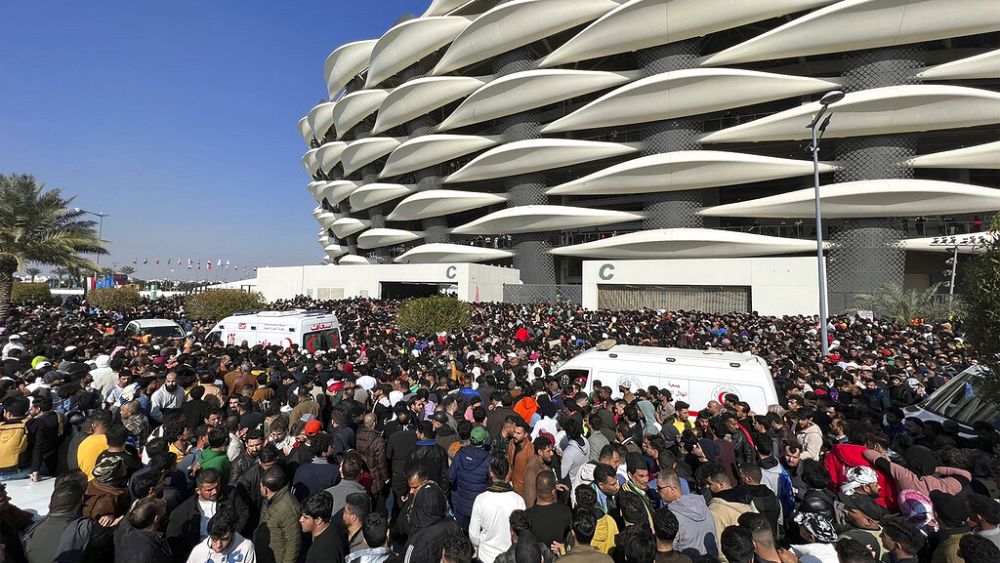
left=0, top=420, right=27, bottom=470
left=590, top=513, right=618, bottom=554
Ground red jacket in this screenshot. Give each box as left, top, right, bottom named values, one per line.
left=824, top=443, right=898, bottom=512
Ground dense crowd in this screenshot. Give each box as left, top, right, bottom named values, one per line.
left=0, top=295, right=997, bottom=563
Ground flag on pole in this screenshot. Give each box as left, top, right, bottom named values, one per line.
left=133, top=257, right=138, bottom=265
left=216, top=259, right=221, bottom=266
left=197, top=261, right=201, bottom=270
left=155, top=258, right=160, bottom=265
left=207, top=260, right=213, bottom=272
left=187, top=259, right=193, bottom=269
left=143, top=258, right=148, bottom=264
left=167, top=258, right=171, bottom=265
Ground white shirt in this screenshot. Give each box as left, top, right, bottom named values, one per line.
left=186, top=532, right=256, bottom=563
left=469, top=490, right=525, bottom=563
left=792, top=542, right=839, bottom=563
left=198, top=499, right=218, bottom=539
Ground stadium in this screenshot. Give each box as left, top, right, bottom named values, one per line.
left=283, top=0, right=1000, bottom=314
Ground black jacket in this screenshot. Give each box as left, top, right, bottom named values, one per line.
left=746, top=484, right=782, bottom=535
left=387, top=428, right=417, bottom=497
left=402, top=483, right=463, bottom=563
left=407, top=440, right=450, bottom=495
left=165, top=486, right=248, bottom=562
left=26, top=410, right=61, bottom=475
left=113, top=522, right=172, bottom=563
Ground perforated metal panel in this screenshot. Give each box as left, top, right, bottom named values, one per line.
left=512, top=236, right=557, bottom=284
left=843, top=46, right=925, bottom=92
left=598, top=285, right=750, bottom=313
left=827, top=219, right=906, bottom=309
left=643, top=191, right=705, bottom=229
left=635, top=38, right=702, bottom=75
left=504, top=284, right=582, bottom=305
left=834, top=135, right=916, bottom=183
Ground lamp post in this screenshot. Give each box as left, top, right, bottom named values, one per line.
left=807, top=90, right=844, bottom=358
left=74, top=208, right=109, bottom=267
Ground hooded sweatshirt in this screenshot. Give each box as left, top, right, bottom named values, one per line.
left=89, top=355, right=117, bottom=398
left=824, top=443, right=898, bottom=512
left=708, top=487, right=758, bottom=547
left=447, top=445, right=492, bottom=529
left=403, top=483, right=463, bottom=563
left=668, top=494, right=719, bottom=559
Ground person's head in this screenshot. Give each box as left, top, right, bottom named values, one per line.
left=343, top=492, right=370, bottom=531
left=207, top=426, right=229, bottom=450
left=260, top=466, right=287, bottom=500
left=782, top=441, right=802, bottom=468
left=362, top=512, right=390, bottom=549
left=969, top=494, right=1000, bottom=530
left=843, top=466, right=880, bottom=498
left=626, top=452, right=649, bottom=490
left=340, top=451, right=363, bottom=481
left=105, top=424, right=129, bottom=449
left=512, top=421, right=529, bottom=445
left=930, top=490, right=971, bottom=530
left=195, top=468, right=221, bottom=502
left=721, top=526, right=755, bottom=563
left=206, top=508, right=239, bottom=554
left=652, top=507, right=680, bottom=547
left=620, top=526, right=656, bottom=563
left=128, top=497, right=167, bottom=531
left=800, top=459, right=832, bottom=490
left=594, top=463, right=620, bottom=497
left=656, top=470, right=683, bottom=503
left=363, top=412, right=376, bottom=430
left=570, top=507, right=598, bottom=545
left=534, top=472, right=557, bottom=504
left=960, top=533, right=1000, bottom=563
left=598, top=444, right=620, bottom=469
left=440, top=534, right=474, bottom=563
left=244, top=429, right=264, bottom=458
left=880, top=516, right=926, bottom=559
left=700, top=461, right=732, bottom=494
left=617, top=491, right=648, bottom=527
left=300, top=491, right=333, bottom=535
left=406, top=463, right=431, bottom=496
left=837, top=492, right=888, bottom=530
left=533, top=436, right=554, bottom=464
left=164, top=371, right=178, bottom=392
left=836, top=537, right=877, bottom=563
left=87, top=411, right=111, bottom=434
left=49, top=480, right=85, bottom=513
left=739, top=464, right=762, bottom=486
left=489, top=455, right=509, bottom=483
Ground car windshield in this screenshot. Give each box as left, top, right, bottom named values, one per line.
left=921, top=368, right=999, bottom=427
left=143, top=325, right=185, bottom=338
left=304, top=329, right=340, bottom=353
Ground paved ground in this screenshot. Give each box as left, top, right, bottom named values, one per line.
left=5, top=477, right=54, bottom=518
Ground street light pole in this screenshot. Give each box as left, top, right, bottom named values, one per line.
left=807, top=90, right=844, bottom=358
left=74, top=208, right=109, bottom=267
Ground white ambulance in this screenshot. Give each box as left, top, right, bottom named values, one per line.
left=553, top=341, right=780, bottom=414
left=205, top=309, right=342, bottom=353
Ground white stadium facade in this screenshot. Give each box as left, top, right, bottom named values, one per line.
left=281, top=0, right=1000, bottom=314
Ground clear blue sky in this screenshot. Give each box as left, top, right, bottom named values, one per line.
left=1, top=0, right=425, bottom=280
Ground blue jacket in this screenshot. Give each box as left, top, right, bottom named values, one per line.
left=447, top=445, right=491, bottom=529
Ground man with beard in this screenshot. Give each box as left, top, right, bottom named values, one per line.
left=150, top=372, right=184, bottom=424
left=507, top=421, right=536, bottom=498
left=230, top=429, right=264, bottom=484
left=700, top=461, right=757, bottom=543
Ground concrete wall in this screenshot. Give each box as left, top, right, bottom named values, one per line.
left=256, top=264, right=521, bottom=303
left=581, top=257, right=821, bottom=316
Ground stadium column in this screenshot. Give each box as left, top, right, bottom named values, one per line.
left=827, top=46, right=924, bottom=311
left=406, top=115, right=453, bottom=246
left=635, top=40, right=706, bottom=229
left=493, top=46, right=557, bottom=285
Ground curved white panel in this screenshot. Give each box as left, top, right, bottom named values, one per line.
left=341, top=137, right=402, bottom=176
left=357, top=228, right=426, bottom=249
left=312, top=206, right=325, bottom=220
left=542, top=69, right=839, bottom=133
left=386, top=190, right=507, bottom=222
left=906, top=141, right=1000, bottom=170
left=918, top=49, right=1000, bottom=80
left=431, top=0, right=619, bottom=75
left=395, top=243, right=515, bottom=263
left=349, top=183, right=418, bottom=211
left=316, top=142, right=349, bottom=174
left=307, top=102, right=337, bottom=143
left=338, top=255, right=372, bottom=265
left=438, top=70, right=636, bottom=131
left=381, top=135, right=499, bottom=178
left=541, top=0, right=834, bottom=67
left=422, top=0, right=471, bottom=16
left=551, top=228, right=821, bottom=259
left=701, top=85, right=1000, bottom=144
left=308, top=181, right=327, bottom=202
left=373, top=76, right=487, bottom=134
left=331, top=217, right=371, bottom=238
left=452, top=205, right=644, bottom=235
left=324, top=244, right=348, bottom=259
left=316, top=211, right=339, bottom=229
left=324, top=40, right=378, bottom=99
left=333, top=90, right=389, bottom=139
left=548, top=151, right=833, bottom=195
left=702, top=0, right=1000, bottom=67
left=301, top=149, right=320, bottom=177
left=699, top=179, right=1000, bottom=219
left=446, top=139, right=639, bottom=183
left=298, top=117, right=314, bottom=147
left=323, top=181, right=361, bottom=206
left=366, top=17, right=472, bottom=87
left=900, top=232, right=997, bottom=254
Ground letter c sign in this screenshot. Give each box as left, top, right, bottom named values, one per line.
left=598, top=263, right=615, bottom=281
left=446, top=265, right=457, bottom=280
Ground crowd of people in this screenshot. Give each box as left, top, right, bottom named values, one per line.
left=0, top=294, right=996, bottom=563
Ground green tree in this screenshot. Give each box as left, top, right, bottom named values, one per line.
left=51, top=267, right=69, bottom=287
left=185, top=290, right=265, bottom=321
left=120, top=265, right=136, bottom=277
left=396, top=295, right=471, bottom=335
left=854, top=283, right=952, bottom=324
left=0, top=174, right=106, bottom=321
left=24, top=267, right=41, bottom=282
left=963, top=215, right=1000, bottom=401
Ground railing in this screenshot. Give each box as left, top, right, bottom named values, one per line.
left=504, top=284, right=582, bottom=305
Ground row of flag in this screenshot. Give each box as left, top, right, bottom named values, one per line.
left=131, top=258, right=235, bottom=271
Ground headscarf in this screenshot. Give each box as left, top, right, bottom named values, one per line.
left=898, top=489, right=939, bottom=533
left=793, top=511, right=838, bottom=543
left=840, top=466, right=879, bottom=495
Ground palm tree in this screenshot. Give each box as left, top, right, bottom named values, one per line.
left=24, top=267, right=41, bottom=283
left=120, top=265, right=136, bottom=277
left=854, top=283, right=952, bottom=324
left=0, top=174, right=106, bottom=321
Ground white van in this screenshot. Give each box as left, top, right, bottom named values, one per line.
left=124, top=319, right=186, bottom=339
left=205, top=309, right=342, bottom=353
left=553, top=342, right=779, bottom=414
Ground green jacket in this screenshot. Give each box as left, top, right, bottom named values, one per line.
left=199, top=449, right=231, bottom=481
left=256, top=487, right=301, bottom=563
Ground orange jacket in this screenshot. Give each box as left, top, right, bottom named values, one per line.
left=506, top=440, right=535, bottom=495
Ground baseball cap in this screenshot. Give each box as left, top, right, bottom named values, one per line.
left=470, top=426, right=489, bottom=446
left=304, top=419, right=322, bottom=437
